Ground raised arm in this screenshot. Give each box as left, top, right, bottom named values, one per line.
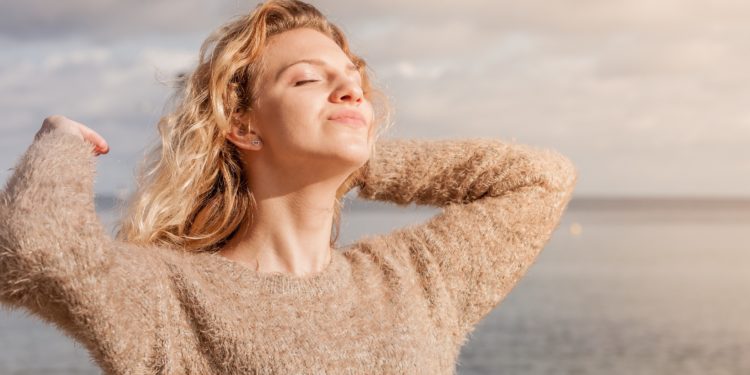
left=0, top=127, right=172, bottom=373
left=354, top=137, right=578, bottom=339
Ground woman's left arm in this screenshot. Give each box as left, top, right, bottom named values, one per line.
left=353, top=137, right=578, bottom=340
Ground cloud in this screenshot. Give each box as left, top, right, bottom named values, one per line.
left=0, top=0, right=241, bottom=41
left=1, top=0, right=749, bottom=196
left=0, top=39, right=196, bottom=192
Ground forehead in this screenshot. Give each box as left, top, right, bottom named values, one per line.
left=262, top=28, right=352, bottom=76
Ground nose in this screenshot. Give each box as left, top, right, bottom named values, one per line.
left=330, top=76, right=364, bottom=104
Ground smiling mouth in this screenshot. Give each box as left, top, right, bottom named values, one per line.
left=329, top=117, right=367, bottom=128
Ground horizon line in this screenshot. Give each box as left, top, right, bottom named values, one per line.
left=93, top=194, right=750, bottom=211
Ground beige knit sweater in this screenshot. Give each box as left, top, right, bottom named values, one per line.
left=0, top=128, right=577, bottom=374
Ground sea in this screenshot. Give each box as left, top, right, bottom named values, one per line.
left=1, top=197, right=749, bottom=375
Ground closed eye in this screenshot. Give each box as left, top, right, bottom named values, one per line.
left=294, top=80, right=319, bottom=86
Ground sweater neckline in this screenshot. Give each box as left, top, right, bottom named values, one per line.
left=201, top=247, right=348, bottom=297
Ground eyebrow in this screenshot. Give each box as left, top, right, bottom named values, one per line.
left=275, top=58, right=359, bottom=81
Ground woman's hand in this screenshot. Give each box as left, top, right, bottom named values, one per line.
left=35, top=115, right=110, bottom=156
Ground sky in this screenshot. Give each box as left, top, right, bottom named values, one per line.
left=1, top=0, right=748, bottom=197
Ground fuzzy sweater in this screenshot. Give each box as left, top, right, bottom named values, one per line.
left=0, top=128, right=577, bottom=375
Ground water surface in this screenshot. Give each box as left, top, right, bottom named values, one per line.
left=1, top=198, right=748, bottom=374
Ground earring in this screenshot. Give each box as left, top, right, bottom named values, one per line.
left=251, top=139, right=261, bottom=145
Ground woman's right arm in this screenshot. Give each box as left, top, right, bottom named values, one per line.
left=0, top=119, right=172, bottom=372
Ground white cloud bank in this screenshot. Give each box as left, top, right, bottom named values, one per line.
left=1, top=0, right=748, bottom=196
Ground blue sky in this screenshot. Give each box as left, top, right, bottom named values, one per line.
left=1, top=0, right=748, bottom=197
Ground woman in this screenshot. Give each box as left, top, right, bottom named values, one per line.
left=0, top=0, right=577, bottom=374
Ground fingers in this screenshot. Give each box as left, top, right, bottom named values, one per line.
left=40, top=115, right=110, bottom=155
left=80, top=126, right=110, bottom=155
left=65, top=118, right=109, bottom=154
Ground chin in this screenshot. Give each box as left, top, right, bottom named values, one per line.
left=330, top=140, right=370, bottom=165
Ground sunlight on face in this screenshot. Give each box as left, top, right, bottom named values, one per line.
left=250, top=27, right=374, bottom=171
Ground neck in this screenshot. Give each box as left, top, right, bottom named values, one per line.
left=219, top=168, right=342, bottom=277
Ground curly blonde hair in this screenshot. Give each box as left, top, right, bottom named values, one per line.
left=115, top=0, right=392, bottom=252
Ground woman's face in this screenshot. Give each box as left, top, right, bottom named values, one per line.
left=241, top=27, right=375, bottom=174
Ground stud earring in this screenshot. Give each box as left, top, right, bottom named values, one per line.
left=251, top=139, right=261, bottom=145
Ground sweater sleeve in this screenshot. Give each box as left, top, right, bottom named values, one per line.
left=0, top=128, right=172, bottom=373
left=354, top=137, right=578, bottom=338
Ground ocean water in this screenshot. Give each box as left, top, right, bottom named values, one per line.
left=1, top=199, right=748, bottom=374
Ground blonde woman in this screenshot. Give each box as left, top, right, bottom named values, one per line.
left=0, top=0, right=577, bottom=374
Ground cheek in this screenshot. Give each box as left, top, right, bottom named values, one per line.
left=363, top=101, right=376, bottom=130
left=364, top=101, right=375, bottom=122
left=265, top=93, right=325, bottom=142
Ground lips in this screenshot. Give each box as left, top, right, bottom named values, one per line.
left=328, top=109, right=367, bottom=128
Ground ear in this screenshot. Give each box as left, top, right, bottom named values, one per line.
left=226, top=112, right=262, bottom=151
